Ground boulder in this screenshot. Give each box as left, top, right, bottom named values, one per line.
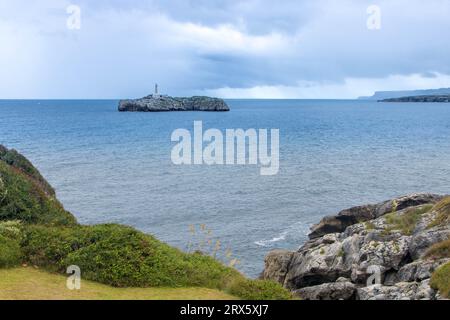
left=294, top=281, right=356, bottom=300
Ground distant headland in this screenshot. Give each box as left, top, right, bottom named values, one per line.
left=118, top=84, right=230, bottom=112
left=358, top=88, right=450, bottom=101
left=380, top=94, right=450, bottom=103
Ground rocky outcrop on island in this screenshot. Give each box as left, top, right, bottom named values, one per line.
left=380, top=95, right=450, bottom=102
left=118, top=95, right=230, bottom=112
left=262, top=193, right=450, bottom=300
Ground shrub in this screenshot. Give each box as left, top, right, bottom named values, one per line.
left=425, top=238, right=450, bottom=260
left=21, top=224, right=291, bottom=299
left=227, top=278, right=291, bottom=300
left=430, top=262, right=450, bottom=298
left=0, top=161, right=76, bottom=226
left=0, top=234, right=22, bottom=268
left=0, top=220, right=22, bottom=240
left=0, top=145, right=55, bottom=196
left=21, top=224, right=238, bottom=288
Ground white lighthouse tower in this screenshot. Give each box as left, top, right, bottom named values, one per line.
left=153, top=83, right=160, bottom=99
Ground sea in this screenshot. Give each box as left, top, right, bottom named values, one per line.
left=1, top=99, right=449, bottom=277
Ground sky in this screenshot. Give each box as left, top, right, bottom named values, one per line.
left=1, top=0, right=450, bottom=99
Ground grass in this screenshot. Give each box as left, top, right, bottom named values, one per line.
left=430, top=262, right=450, bottom=299
left=0, top=267, right=237, bottom=300
left=383, top=204, right=433, bottom=235
left=365, top=221, right=376, bottom=230
left=428, top=197, right=450, bottom=229
left=425, top=238, right=450, bottom=260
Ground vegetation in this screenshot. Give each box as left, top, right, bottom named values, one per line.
left=0, top=267, right=237, bottom=300
left=227, top=278, right=292, bottom=300
left=384, top=204, right=433, bottom=235
left=0, top=145, right=291, bottom=300
left=21, top=224, right=239, bottom=288
left=428, top=197, right=450, bottom=229
left=425, top=238, right=450, bottom=260
left=365, top=221, right=376, bottom=230
left=0, top=145, right=55, bottom=196
left=0, top=161, right=76, bottom=226
left=0, top=221, right=23, bottom=268
left=430, top=262, right=450, bottom=299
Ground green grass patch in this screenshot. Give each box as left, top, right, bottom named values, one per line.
left=365, top=221, right=376, bottom=230
left=384, top=204, right=433, bottom=235
left=0, top=267, right=238, bottom=300
left=425, top=238, right=450, bottom=260
left=430, top=262, right=450, bottom=298
left=227, top=278, right=292, bottom=300
left=428, top=197, right=450, bottom=229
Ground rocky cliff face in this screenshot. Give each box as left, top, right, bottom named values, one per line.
left=118, top=95, right=230, bottom=112
left=262, top=194, right=450, bottom=300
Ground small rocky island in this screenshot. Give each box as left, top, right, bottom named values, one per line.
left=380, top=95, right=450, bottom=102
left=118, top=84, right=230, bottom=112
left=262, top=193, right=450, bottom=300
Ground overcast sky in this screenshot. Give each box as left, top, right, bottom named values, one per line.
left=1, top=0, right=450, bottom=99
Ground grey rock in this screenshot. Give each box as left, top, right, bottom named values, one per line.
left=262, top=250, right=293, bottom=285
left=118, top=95, right=230, bottom=112
left=308, top=193, right=442, bottom=239
left=357, top=280, right=438, bottom=300
left=262, top=194, right=450, bottom=300
left=294, top=281, right=356, bottom=300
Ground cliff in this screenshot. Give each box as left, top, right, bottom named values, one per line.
left=118, top=95, right=230, bottom=112
left=262, top=194, right=450, bottom=300
left=380, top=95, right=450, bottom=103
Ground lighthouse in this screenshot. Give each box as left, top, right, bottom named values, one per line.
left=153, top=83, right=160, bottom=99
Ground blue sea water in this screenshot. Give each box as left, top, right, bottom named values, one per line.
left=1, top=99, right=449, bottom=277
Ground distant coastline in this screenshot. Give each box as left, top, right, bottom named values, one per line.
left=359, top=88, right=450, bottom=101
left=379, top=95, right=450, bottom=103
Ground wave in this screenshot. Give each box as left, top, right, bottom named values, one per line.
left=254, top=231, right=288, bottom=247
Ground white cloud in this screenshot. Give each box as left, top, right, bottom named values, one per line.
left=206, top=73, right=450, bottom=99
left=0, top=0, right=449, bottom=98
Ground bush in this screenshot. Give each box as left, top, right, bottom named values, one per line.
left=21, top=224, right=291, bottom=299
left=21, top=224, right=238, bottom=288
left=430, top=262, right=450, bottom=298
left=227, top=278, right=291, bottom=300
left=0, top=161, right=76, bottom=226
left=0, top=145, right=55, bottom=196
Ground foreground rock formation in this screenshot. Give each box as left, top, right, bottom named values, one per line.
left=263, top=194, right=450, bottom=300
left=118, top=95, right=230, bottom=112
